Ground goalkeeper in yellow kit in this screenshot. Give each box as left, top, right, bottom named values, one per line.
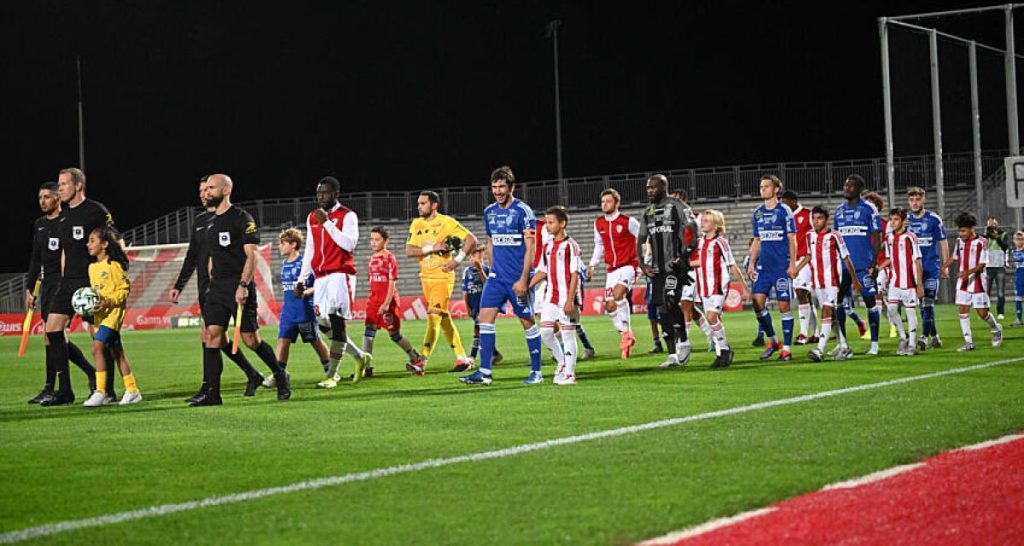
left=406, top=191, right=478, bottom=372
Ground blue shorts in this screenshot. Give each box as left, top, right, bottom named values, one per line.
left=645, top=282, right=660, bottom=320
left=479, top=277, right=534, bottom=319
left=921, top=268, right=941, bottom=301
left=94, top=325, right=122, bottom=348
left=278, top=319, right=319, bottom=343
left=751, top=269, right=793, bottom=301
left=840, top=268, right=878, bottom=300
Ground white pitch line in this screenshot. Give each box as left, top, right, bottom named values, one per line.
left=821, top=463, right=925, bottom=490
left=2, top=357, right=1021, bottom=544
left=637, top=508, right=778, bottom=545
left=955, top=432, right=1024, bottom=451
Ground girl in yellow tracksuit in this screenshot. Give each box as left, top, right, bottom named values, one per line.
left=83, top=227, right=141, bottom=407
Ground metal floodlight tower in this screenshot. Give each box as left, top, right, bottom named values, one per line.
left=546, top=19, right=566, bottom=203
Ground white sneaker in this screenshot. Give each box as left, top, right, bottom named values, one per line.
left=262, top=374, right=276, bottom=388
left=317, top=376, right=339, bottom=389
left=553, top=374, right=576, bottom=385
left=998, top=314, right=1005, bottom=320
left=83, top=391, right=110, bottom=407
left=896, top=339, right=907, bottom=356
left=992, top=324, right=1004, bottom=348
left=119, top=391, right=142, bottom=405
left=834, top=346, right=854, bottom=361
left=676, top=344, right=692, bottom=367
left=659, top=354, right=681, bottom=368
left=866, top=344, right=879, bottom=356
left=829, top=344, right=843, bottom=357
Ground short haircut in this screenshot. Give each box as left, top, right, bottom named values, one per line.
left=863, top=191, right=884, bottom=211
left=371, top=226, right=389, bottom=240
left=1014, top=230, right=1024, bottom=239
left=278, top=228, right=304, bottom=247
left=419, top=190, right=440, bottom=204
left=889, top=207, right=908, bottom=220
left=199, top=174, right=210, bottom=183
left=955, top=211, right=977, bottom=228
left=600, top=188, right=621, bottom=203
left=845, top=174, right=865, bottom=191
left=648, top=174, right=668, bottom=187
left=671, top=188, right=688, bottom=201
left=39, top=181, right=59, bottom=192
left=760, top=174, right=783, bottom=190
left=703, top=209, right=725, bottom=234
left=60, top=168, right=86, bottom=187
left=471, top=243, right=485, bottom=253
left=490, top=166, right=515, bottom=187
left=780, top=190, right=798, bottom=201
left=318, top=176, right=341, bottom=193
left=906, top=186, right=925, bottom=197
left=545, top=205, right=568, bottom=223
left=811, top=205, right=830, bottom=217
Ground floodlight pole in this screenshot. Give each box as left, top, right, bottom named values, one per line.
left=970, top=41, right=984, bottom=219
left=76, top=56, right=86, bottom=171
left=546, top=19, right=566, bottom=203
left=929, top=29, right=946, bottom=220
left=879, top=18, right=897, bottom=207
left=1007, top=5, right=1023, bottom=229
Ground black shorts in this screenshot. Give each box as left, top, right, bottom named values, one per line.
left=197, top=279, right=210, bottom=310
left=38, top=279, right=61, bottom=321
left=202, top=279, right=259, bottom=332
left=50, top=276, right=90, bottom=318
left=650, top=271, right=687, bottom=308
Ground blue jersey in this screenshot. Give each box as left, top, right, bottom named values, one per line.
left=834, top=199, right=881, bottom=271
left=907, top=209, right=947, bottom=273
left=1010, top=248, right=1024, bottom=274
left=483, top=198, right=536, bottom=282
left=280, top=256, right=315, bottom=324
left=751, top=202, right=796, bottom=273
left=462, top=264, right=488, bottom=310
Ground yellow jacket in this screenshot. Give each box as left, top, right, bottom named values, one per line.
left=88, top=258, right=131, bottom=331
left=407, top=214, right=470, bottom=283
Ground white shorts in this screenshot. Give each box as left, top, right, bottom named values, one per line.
left=793, top=263, right=812, bottom=291
left=887, top=286, right=919, bottom=307
left=313, top=272, right=355, bottom=320
left=956, top=289, right=990, bottom=309
left=604, top=265, right=636, bottom=293
left=538, top=301, right=573, bottom=327
left=877, top=269, right=890, bottom=294
left=814, top=287, right=840, bottom=308
left=701, top=294, right=726, bottom=314
left=532, top=280, right=547, bottom=312
left=682, top=271, right=698, bottom=302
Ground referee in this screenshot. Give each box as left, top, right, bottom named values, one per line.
left=189, top=174, right=290, bottom=407
left=41, top=168, right=118, bottom=406
left=636, top=174, right=698, bottom=369
left=25, top=181, right=97, bottom=404
left=170, top=175, right=264, bottom=403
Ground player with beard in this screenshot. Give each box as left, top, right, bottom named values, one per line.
left=586, top=188, right=640, bottom=358
left=171, top=175, right=264, bottom=402
left=25, top=182, right=97, bottom=404
left=833, top=175, right=883, bottom=355
left=39, top=168, right=117, bottom=406
left=636, top=174, right=698, bottom=369
left=188, top=174, right=290, bottom=406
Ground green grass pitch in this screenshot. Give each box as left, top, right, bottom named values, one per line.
left=1, top=305, right=1022, bottom=545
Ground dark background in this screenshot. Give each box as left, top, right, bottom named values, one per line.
left=1, top=0, right=1020, bottom=272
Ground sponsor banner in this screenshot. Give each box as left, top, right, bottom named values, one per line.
left=1, top=285, right=747, bottom=336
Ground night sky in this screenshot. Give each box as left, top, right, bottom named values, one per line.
left=2, top=0, right=1020, bottom=272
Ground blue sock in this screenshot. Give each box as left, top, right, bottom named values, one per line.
left=781, top=312, right=794, bottom=347
left=321, top=359, right=330, bottom=373
left=868, top=306, right=881, bottom=342
left=576, top=325, right=594, bottom=350
left=849, top=310, right=863, bottom=328
left=479, top=323, right=496, bottom=374
left=525, top=325, right=543, bottom=372
left=922, top=305, right=936, bottom=337
left=757, top=309, right=777, bottom=339
left=754, top=312, right=765, bottom=338
left=836, top=305, right=848, bottom=341
left=1017, top=301, right=1022, bottom=321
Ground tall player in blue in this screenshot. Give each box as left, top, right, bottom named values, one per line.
left=906, top=186, right=950, bottom=349
left=834, top=175, right=883, bottom=355
left=460, top=166, right=545, bottom=385
left=748, top=175, right=799, bottom=361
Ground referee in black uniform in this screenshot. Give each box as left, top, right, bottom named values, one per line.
left=171, top=175, right=263, bottom=402
left=41, top=168, right=118, bottom=406
left=636, top=174, right=698, bottom=368
left=25, top=182, right=97, bottom=404
left=189, top=174, right=290, bottom=406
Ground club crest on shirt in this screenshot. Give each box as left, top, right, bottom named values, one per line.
left=72, top=226, right=84, bottom=240
left=616, top=224, right=623, bottom=233
left=48, top=238, right=59, bottom=251
left=219, top=232, right=231, bottom=247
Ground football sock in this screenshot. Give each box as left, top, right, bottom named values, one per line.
left=616, top=299, right=631, bottom=332
left=868, top=305, right=881, bottom=342
left=345, top=338, right=364, bottom=359
left=906, top=307, right=919, bottom=347
left=471, top=324, right=481, bottom=358
left=327, top=339, right=345, bottom=378
left=478, top=324, right=496, bottom=374
left=525, top=325, right=543, bottom=372
left=1016, top=300, right=1022, bottom=321
left=756, top=309, right=776, bottom=339
left=798, top=303, right=811, bottom=338
left=921, top=303, right=936, bottom=338
left=46, top=332, right=71, bottom=395
left=122, top=372, right=138, bottom=394
left=320, top=359, right=330, bottom=373
left=222, top=346, right=259, bottom=378
left=983, top=312, right=1000, bottom=332
left=576, top=324, right=594, bottom=350
left=540, top=325, right=563, bottom=367
left=423, top=314, right=441, bottom=357
left=709, top=319, right=728, bottom=355
left=103, top=346, right=118, bottom=395
left=560, top=325, right=578, bottom=377
left=780, top=311, right=794, bottom=351
left=835, top=304, right=848, bottom=344
left=959, top=313, right=973, bottom=345
left=95, top=370, right=108, bottom=395
left=439, top=314, right=466, bottom=356
left=67, top=340, right=96, bottom=377
left=818, top=316, right=832, bottom=352
left=254, top=341, right=285, bottom=375
left=362, top=327, right=377, bottom=354
left=202, top=346, right=223, bottom=394
left=888, top=304, right=906, bottom=340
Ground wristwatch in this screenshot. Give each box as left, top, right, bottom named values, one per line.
left=239, top=281, right=251, bottom=289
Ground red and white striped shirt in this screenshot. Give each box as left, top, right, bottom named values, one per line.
left=695, top=235, right=735, bottom=298
left=885, top=230, right=921, bottom=289
left=953, top=236, right=988, bottom=293
left=806, top=230, right=849, bottom=289
left=539, top=236, right=581, bottom=306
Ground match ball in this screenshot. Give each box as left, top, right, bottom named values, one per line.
left=72, top=287, right=100, bottom=317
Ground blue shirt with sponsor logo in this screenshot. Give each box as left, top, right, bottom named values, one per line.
left=907, top=209, right=947, bottom=274
left=462, top=263, right=488, bottom=311
left=1010, top=248, right=1024, bottom=278
left=751, top=202, right=796, bottom=273
left=280, top=256, right=316, bottom=324
left=484, top=198, right=536, bottom=282
left=834, top=199, right=881, bottom=271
